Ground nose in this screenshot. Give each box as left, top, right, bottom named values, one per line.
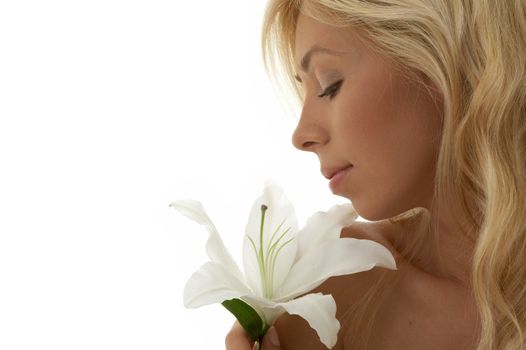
left=291, top=107, right=329, bottom=152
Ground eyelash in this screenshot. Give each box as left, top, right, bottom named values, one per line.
left=317, top=79, right=344, bottom=100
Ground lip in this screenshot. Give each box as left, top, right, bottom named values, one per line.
left=328, top=165, right=353, bottom=192
left=322, top=165, right=353, bottom=180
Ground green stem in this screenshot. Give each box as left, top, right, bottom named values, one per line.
left=254, top=340, right=261, bottom=350
left=253, top=328, right=268, bottom=350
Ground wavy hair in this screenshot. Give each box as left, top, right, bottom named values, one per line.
left=261, top=0, right=526, bottom=349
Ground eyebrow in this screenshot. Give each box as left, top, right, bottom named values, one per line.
left=294, top=45, right=343, bottom=82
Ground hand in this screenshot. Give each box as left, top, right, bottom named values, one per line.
left=225, top=320, right=282, bottom=350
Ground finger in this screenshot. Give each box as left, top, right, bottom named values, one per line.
left=260, top=326, right=281, bottom=350
left=225, top=320, right=254, bottom=350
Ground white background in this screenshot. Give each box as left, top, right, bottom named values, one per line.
left=0, top=1, right=358, bottom=349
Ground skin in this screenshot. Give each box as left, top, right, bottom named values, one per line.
left=226, top=12, right=481, bottom=350
left=291, top=13, right=477, bottom=287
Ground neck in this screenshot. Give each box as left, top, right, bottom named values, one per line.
left=426, top=194, right=479, bottom=288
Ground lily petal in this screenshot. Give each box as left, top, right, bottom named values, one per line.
left=242, top=180, right=298, bottom=297
left=276, top=238, right=397, bottom=300
left=183, top=261, right=252, bottom=308
left=257, top=293, right=340, bottom=349
left=295, top=203, right=358, bottom=261
left=170, top=200, right=244, bottom=280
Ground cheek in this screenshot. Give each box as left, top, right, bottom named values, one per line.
left=334, top=79, right=400, bottom=169
left=333, top=72, right=440, bottom=208
left=339, top=66, right=439, bottom=162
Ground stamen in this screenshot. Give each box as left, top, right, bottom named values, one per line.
left=247, top=204, right=295, bottom=299
left=266, top=227, right=292, bottom=262
left=268, top=236, right=294, bottom=292
left=265, top=218, right=287, bottom=263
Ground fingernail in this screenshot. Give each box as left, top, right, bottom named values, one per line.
left=268, top=326, right=280, bottom=347
left=252, top=343, right=258, bottom=350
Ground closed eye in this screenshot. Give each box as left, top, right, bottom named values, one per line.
left=317, top=79, right=344, bottom=100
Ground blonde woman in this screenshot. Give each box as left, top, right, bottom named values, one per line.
left=226, top=0, right=526, bottom=349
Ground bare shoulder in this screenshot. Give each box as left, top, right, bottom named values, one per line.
left=272, top=220, right=404, bottom=350
left=340, top=218, right=481, bottom=350
left=273, top=264, right=386, bottom=349
left=272, top=216, right=479, bottom=349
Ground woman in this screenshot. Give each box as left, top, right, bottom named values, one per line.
left=226, top=0, right=526, bottom=349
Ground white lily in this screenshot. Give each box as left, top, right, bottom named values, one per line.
left=170, top=180, right=397, bottom=348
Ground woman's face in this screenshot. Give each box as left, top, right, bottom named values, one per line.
left=293, top=13, right=443, bottom=221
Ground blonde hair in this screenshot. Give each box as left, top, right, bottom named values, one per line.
left=261, top=0, right=526, bottom=349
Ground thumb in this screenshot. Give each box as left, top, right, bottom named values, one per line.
left=259, top=326, right=281, bottom=350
